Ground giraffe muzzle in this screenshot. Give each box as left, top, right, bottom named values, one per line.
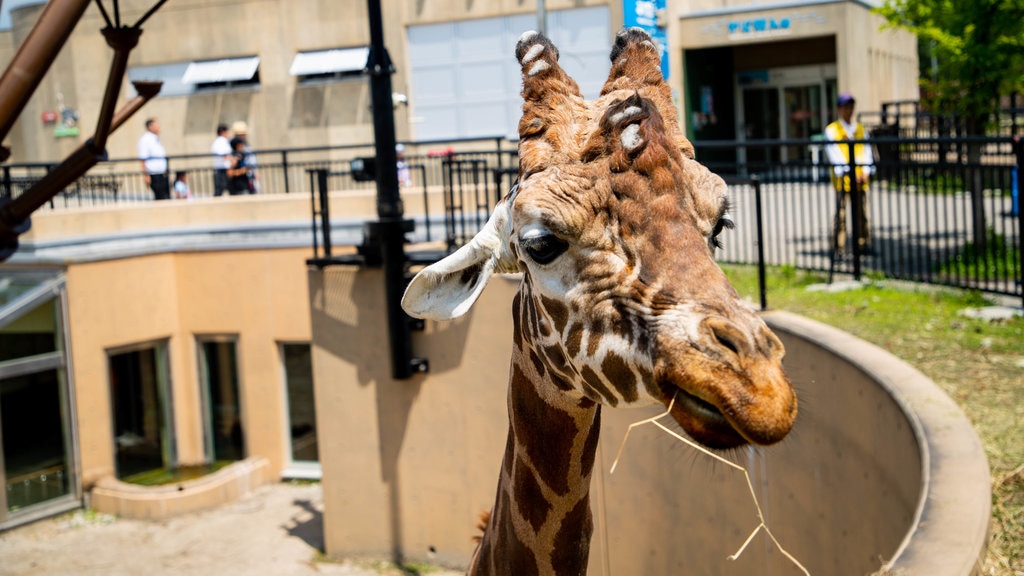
left=655, top=318, right=797, bottom=449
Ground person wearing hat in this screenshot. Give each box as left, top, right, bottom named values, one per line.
left=231, top=121, right=259, bottom=194
left=225, top=136, right=252, bottom=195
left=825, top=92, right=875, bottom=253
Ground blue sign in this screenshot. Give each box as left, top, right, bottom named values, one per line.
left=623, top=0, right=669, bottom=79
left=728, top=17, right=791, bottom=36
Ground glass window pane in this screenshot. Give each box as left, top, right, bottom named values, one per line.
left=200, top=341, right=244, bottom=462
left=110, top=347, right=170, bottom=480
left=2, top=369, right=71, bottom=511
left=0, top=300, right=57, bottom=362
left=283, top=344, right=317, bottom=463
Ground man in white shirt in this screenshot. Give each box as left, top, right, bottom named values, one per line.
left=211, top=123, right=232, bottom=197
left=825, top=92, right=875, bottom=252
left=137, top=118, right=169, bottom=200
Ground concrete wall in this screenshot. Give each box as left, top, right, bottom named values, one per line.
left=310, top=269, right=989, bottom=575
left=64, top=245, right=313, bottom=487
left=1, top=0, right=613, bottom=164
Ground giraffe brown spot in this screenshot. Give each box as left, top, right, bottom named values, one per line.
left=510, top=365, right=575, bottom=496
left=549, top=495, right=594, bottom=576
left=502, top=433, right=515, bottom=483
left=488, top=488, right=541, bottom=576
left=512, top=292, right=524, bottom=351
left=540, top=344, right=575, bottom=391
left=586, top=322, right=604, bottom=357
left=580, top=407, right=601, bottom=477
left=540, top=296, right=570, bottom=335
left=565, top=323, right=582, bottom=358
left=513, top=454, right=551, bottom=533
left=602, top=352, right=638, bottom=402
left=579, top=366, right=618, bottom=407
left=528, top=348, right=547, bottom=378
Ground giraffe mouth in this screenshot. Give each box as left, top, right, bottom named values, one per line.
left=659, top=383, right=748, bottom=449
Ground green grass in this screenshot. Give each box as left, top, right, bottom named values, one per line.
left=721, top=264, right=1024, bottom=576
left=121, top=461, right=233, bottom=486
left=939, top=229, right=1021, bottom=279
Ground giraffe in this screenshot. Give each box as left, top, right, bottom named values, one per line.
left=402, top=28, right=797, bottom=576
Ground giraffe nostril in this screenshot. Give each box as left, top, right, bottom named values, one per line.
left=705, top=318, right=750, bottom=361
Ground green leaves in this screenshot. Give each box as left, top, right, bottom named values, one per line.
left=876, top=0, right=1024, bottom=134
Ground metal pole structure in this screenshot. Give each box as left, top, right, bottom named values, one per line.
left=1015, top=137, right=1023, bottom=309
left=752, top=175, right=768, bottom=311
left=537, top=0, right=547, bottom=35
left=366, top=0, right=423, bottom=380
left=0, top=0, right=92, bottom=160
left=0, top=82, right=160, bottom=231
left=848, top=141, right=863, bottom=281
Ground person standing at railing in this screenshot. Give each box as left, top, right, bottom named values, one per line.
left=825, top=92, right=875, bottom=253
left=137, top=118, right=170, bottom=200
left=211, top=124, right=232, bottom=197
left=232, top=121, right=259, bottom=194
left=226, top=137, right=252, bottom=195
left=396, top=143, right=412, bottom=187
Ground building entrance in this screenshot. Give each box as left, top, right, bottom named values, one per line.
left=736, top=65, right=837, bottom=166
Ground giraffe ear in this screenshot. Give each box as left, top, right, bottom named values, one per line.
left=402, top=200, right=515, bottom=320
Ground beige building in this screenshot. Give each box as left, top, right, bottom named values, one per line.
left=0, top=0, right=915, bottom=165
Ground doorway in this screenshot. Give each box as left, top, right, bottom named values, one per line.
left=736, top=65, right=837, bottom=165
left=109, top=342, right=174, bottom=481
left=198, top=338, right=244, bottom=463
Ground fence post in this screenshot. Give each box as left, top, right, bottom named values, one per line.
left=282, top=150, right=290, bottom=194
left=752, top=175, right=768, bottom=311
left=1015, top=138, right=1023, bottom=308
left=848, top=140, right=863, bottom=281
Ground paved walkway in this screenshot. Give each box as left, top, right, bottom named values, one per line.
left=0, top=482, right=463, bottom=576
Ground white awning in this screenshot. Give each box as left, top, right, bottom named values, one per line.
left=181, top=56, right=260, bottom=84
left=289, top=47, right=368, bottom=76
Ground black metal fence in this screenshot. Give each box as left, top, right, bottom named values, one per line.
left=699, top=136, right=1022, bottom=304
left=2, top=135, right=1021, bottom=304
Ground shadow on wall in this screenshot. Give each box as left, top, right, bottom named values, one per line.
left=308, top=265, right=480, bottom=564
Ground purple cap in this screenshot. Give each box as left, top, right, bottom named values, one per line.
left=837, top=92, right=856, bottom=106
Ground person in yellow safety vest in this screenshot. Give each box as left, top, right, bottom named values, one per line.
left=825, top=92, right=875, bottom=253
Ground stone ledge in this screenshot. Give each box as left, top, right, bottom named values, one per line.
left=89, top=457, right=270, bottom=520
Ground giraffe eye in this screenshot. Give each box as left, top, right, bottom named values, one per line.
left=521, top=234, right=569, bottom=264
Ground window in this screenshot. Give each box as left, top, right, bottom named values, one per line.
left=406, top=6, right=610, bottom=140
left=0, top=270, right=77, bottom=524
left=126, top=56, right=260, bottom=97
left=183, top=56, right=261, bottom=91
left=290, top=47, right=368, bottom=84
left=197, top=339, right=244, bottom=463
left=281, top=343, right=317, bottom=469
left=109, top=343, right=173, bottom=481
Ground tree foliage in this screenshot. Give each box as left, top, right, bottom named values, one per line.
left=876, top=0, right=1024, bottom=133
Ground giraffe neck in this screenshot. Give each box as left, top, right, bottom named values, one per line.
left=469, top=350, right=602, bottom=576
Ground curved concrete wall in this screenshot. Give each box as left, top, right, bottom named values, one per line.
left=310, top=271, right=991, bottom=575
left=763, top=312, right=991, bottom=576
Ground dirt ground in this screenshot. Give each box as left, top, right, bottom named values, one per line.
left=0, top=482, right=464, bottom=576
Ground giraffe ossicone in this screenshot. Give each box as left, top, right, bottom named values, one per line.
left=402, top=27, right=797, bottom=576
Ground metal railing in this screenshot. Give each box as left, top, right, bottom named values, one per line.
left=3, top=135, right=1021, bottom=305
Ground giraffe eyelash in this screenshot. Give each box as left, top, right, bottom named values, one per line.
left=710, top=200, right=735, bottom=250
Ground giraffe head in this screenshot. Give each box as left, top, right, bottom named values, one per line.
left=403, top=29, right=796, bottom=449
